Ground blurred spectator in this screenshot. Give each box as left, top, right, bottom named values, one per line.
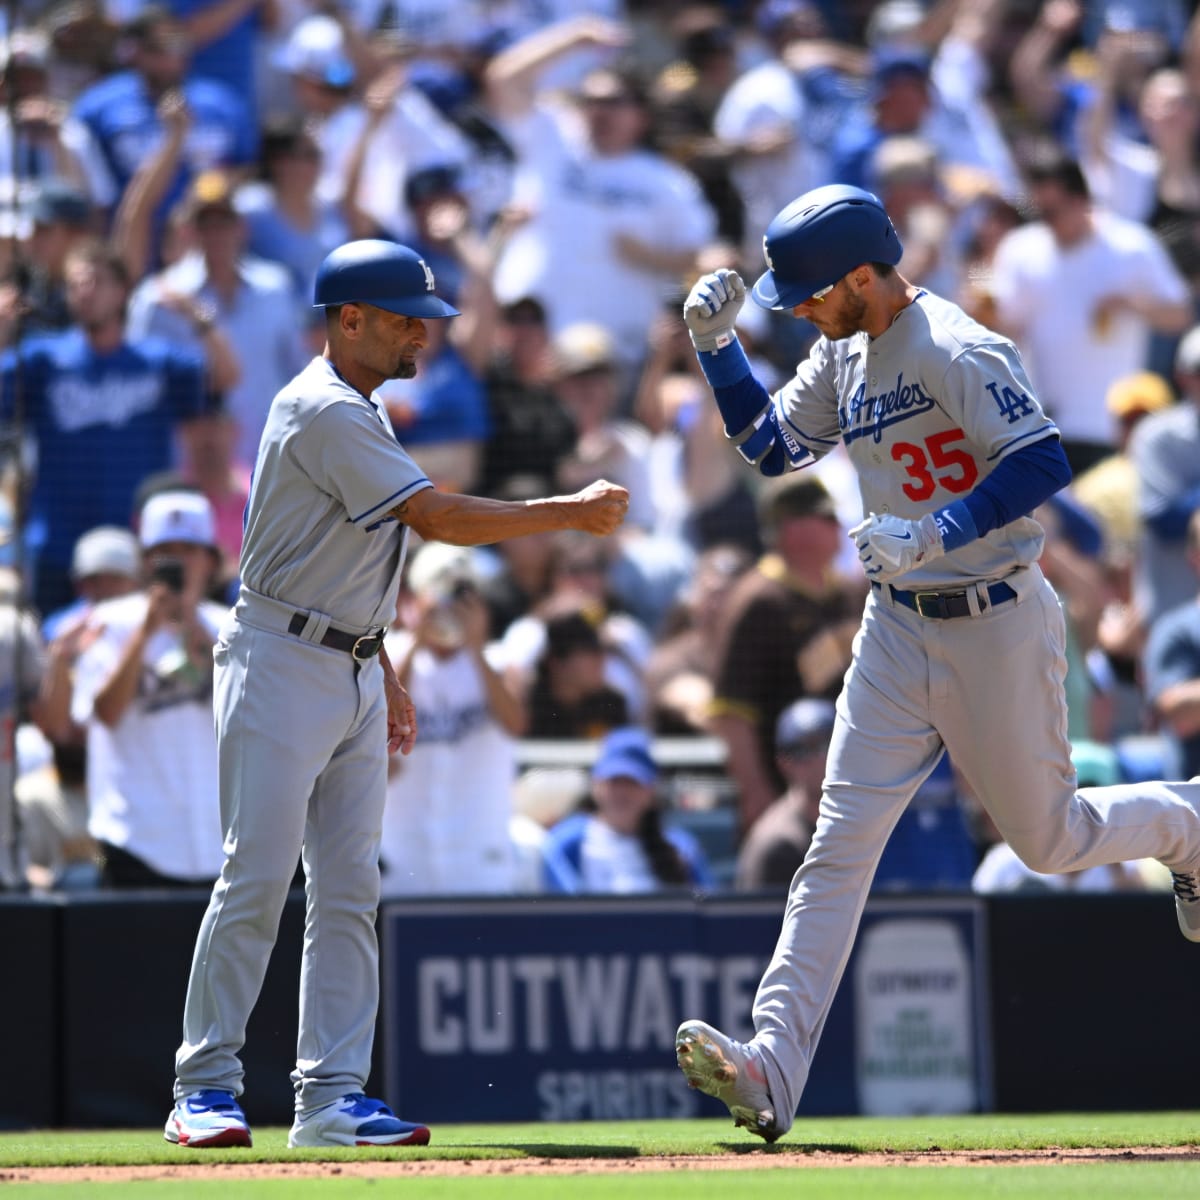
left=69, top=489, right=227, bottom=887
left=167, top=0, right=267, bottom=117
left=380, top=540, right=526, bottom=896
left=277, top=19, right=471, bottom=244
left=870, top=752, right=978, bottom=893
left=645, top=542, right=752, bottom=735
left=734, top=697, right=833, bottom=890
left=711, top=0, right=845, bottom=267
left=479, top=297, right=576, bottom=498
left=830, top=42, right=1019, bottom=202
left=871, top=135, right=964, bottom=301
left=1082, top=56, right=1200, bottom=240
left=990, top=148, right=1191, bottom=475
left=176, top=404, right=251, bottom=573
left=1143, top=508, right=1200, bottom=781
left=708, top=472, right=861, bottom=834
left=1079, top=371, right=1176, bottom=739
left=487, top=20, right=717, bottom=370
left=972, top=739, right=1152, bottom=892
left=16, top=737, right=95, bottom=890
left=541, top=725, right=714, bottom=893
left=475, top=473, right=559, bottom=637
left=0, top=240, right=211, bottom=615
left=551, top=321, right=654, bottom=531
left=1130, top=325, right=1200, bottom=625
left=0, top=26, right=111, bottom=234
left=646, top=7, right=745, bottom=244
left=126, top=169, right=305, bottom=465
left=502, top=529, right=653, bottom=721
left=71, top=7, right=256, bottom=224
left=8, top=179, right=95, bottom=339
left=374, top=288, right=491, bottom=494
left=42, top=525, right=141, bottom=643
left=235, top=114, right=349, bottom=301
left=0, top=561, right=44, bottom=889
left=523, top=604, right=629, bottom=740
left=634, top=295, right=763, bottom=554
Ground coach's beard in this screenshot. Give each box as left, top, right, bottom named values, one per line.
left=390, top=357, right=418, bottom=380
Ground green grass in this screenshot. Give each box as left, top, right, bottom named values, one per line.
left=2, top=1113, right=1197, bottom=1167
left=1, top=1114, right=1196, bottom=1198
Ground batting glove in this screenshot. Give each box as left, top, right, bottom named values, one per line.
left=683, top=268, right=746, bottom=353
left=850, top=512, right=945, bottom=583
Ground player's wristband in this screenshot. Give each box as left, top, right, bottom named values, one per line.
left=932, top=501, right=979, bottom=552
left=694, top=335, right=751, bottom=389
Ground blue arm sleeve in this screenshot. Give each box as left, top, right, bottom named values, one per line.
left=1144, top=484, right=1200, bottom=542
left=934, top=435, right=1072, bottom=551
left=695, top=338, right=792, bottom=476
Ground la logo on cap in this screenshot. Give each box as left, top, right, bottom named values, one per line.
left=419, top=259, right=435, bottom=292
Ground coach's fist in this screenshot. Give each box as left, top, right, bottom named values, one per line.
left=570, top=479, right=630, bottom=536
left=851, top=512, right=945, bottom=583
left=684, top=268, right=746, bottom=353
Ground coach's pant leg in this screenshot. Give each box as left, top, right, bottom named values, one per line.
left=291, top=660, right=388, bottom=1112
left=937, top=579, right=1200, bottom=875
left=751, top=600, right=942, bottom=1132
left=174, top=628, right=351, bottom=1099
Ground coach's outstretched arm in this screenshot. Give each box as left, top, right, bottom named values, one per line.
left=392, top=477, right=629, bottom=545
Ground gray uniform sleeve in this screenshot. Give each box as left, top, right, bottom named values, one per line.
left=774, top=337, right=843, bottom=460
left=292, top=398, right=432, bottom=525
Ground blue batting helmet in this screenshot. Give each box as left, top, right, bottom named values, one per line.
left=752, top=184, right=903, bottom=310
left=313, top=239, right=460, bottom=318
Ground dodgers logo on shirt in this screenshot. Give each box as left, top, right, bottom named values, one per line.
left=840, top=373, right=936, bottom=445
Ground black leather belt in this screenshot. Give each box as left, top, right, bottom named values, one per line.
left=874, top=580, right=1017, bottom=619
left=287, top=612, right=385, bottom=660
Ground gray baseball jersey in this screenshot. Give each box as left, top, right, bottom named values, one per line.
left=772, top=290, right=1056, bottom=586
left=700, top=287, right=1200, bottom=1140
left=174, top=354, right=431, bottom=1113
left=240, top=356, right=432, bottom=629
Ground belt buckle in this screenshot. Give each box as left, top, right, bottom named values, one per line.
left=351, top=632, right=381, bottom=661
left=913, top=591, right=944, bottom=619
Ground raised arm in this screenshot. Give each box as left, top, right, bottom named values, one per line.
left=483, top=15, right=629, bottom=121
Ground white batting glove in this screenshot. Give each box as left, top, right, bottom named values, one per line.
left=683, top=268, right=746, bottom=353
left=850, top=512, right=945, bottom=583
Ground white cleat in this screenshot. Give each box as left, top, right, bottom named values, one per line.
left=676, top=1020, right=781, bottom=1143
left=1172, top=870, right=1200, bottom=942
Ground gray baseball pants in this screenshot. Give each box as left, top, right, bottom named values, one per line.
left=751, top=568, right=1200, bottom=1133
left=174, top=599, right=387, bottom=1113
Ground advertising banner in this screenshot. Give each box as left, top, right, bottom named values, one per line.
left=380, top=896, right=990, bottom=1123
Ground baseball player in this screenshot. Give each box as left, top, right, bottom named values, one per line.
left=672, top=184, right=1200, bottom=1142
left=165, top=239, right=628, bottom=1149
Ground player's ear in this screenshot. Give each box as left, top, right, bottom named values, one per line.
left=339, top=302, right=365, bottom=339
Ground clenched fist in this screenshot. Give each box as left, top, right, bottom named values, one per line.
left=683, top=268, right=746, bottom=353
left=568, top=479, right=630, bottom=536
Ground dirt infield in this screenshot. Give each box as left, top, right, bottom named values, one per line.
left=5, top=1145, right=1199, bottom=1183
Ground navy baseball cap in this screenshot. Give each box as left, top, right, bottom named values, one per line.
left=592, top=727, right=658, bottom=787
left=30, top=179, right=91, bottom=229
left=775, top=699, right=836, bottom=755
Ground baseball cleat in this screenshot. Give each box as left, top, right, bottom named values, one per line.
left=1172, top=870, right=1200, bottom=942
left=164, top=1089, right=252, bottom=1147
left=288, top=1093, right=431, bottom=1148
left=676, top=1020, right=781, bottom=1143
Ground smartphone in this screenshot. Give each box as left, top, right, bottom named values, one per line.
left=151, top=557, right=185, bottom=594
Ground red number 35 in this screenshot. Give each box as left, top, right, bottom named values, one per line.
left=891, top=428, right=979, bottom=501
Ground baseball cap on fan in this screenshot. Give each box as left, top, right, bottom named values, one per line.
left=591, top=727, right=659, bottom=787
left=274, top=14, right=356, bottom=89
left=71, top=526, right=140, bottom=582
left=139, top=490, right=217, bottom=550
left=405, top=541, right=479, bottom=601
left=552, top=323, right=617, bottom=378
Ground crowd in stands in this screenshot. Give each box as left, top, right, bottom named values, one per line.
left=2, top=0, right=1200, bottom=901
